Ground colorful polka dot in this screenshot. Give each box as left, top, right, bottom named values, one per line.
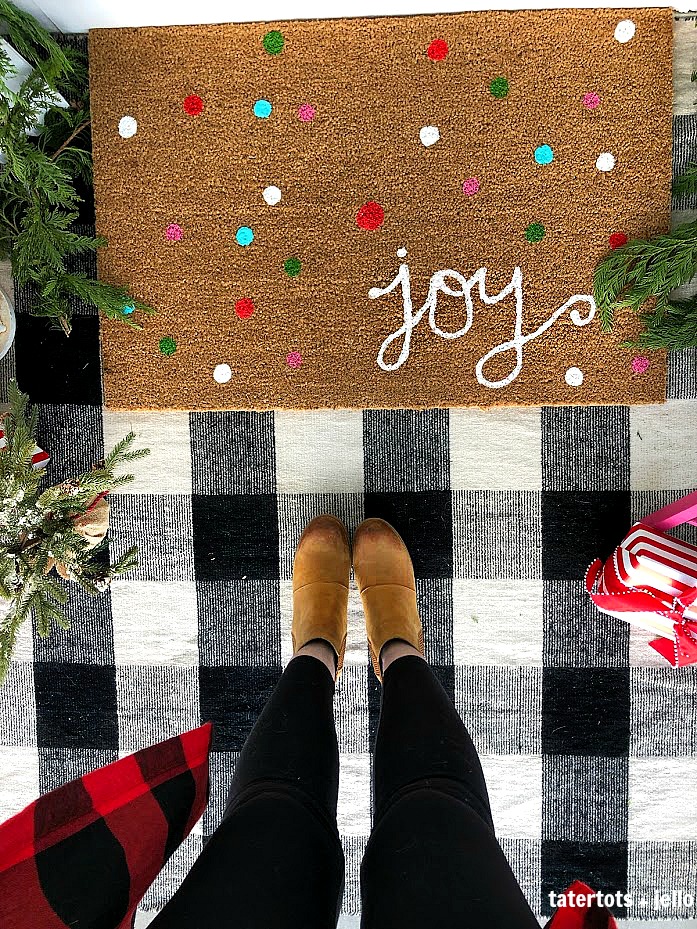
left=122, top=303, right=135, bottom=315
left=298, top=104, right=316, bottom=122
left=284, top=257, right=302, bottom=277
left=183, top=94, right=203, bottom=116
left=287, top=351, right=303, bottom=369
left=263, top=30, right=284, bottom=54
left=490, top=77, right=509, bottom=99
left=632, top=355, right=650, bottom=374
left=462, top=177, right=480, bottom=196
left=236, top=226, right=254, bottom=246
left=159, top=336, right=177, bottom=356
left=525, top=222, right=545, bottom=243
left=427, top=39, right=448, bottom=61
left=254, top=99, right=272, bottom=119
left=235, top=298, right=255, bottom=319
left=614, top=19, right=636, bottom=43
left=582, top=92, right=601, bottom=110
left=165, top=223, right=183, bottom=242
left=609, top=232, right=628, bottom=249
left=118, top=116, right=137, bottom=138
left=534, top=144, right=554, bottom=165
left=596, top=152, right=616, bottom=172
left=356, top=201, right=385, bottom=231
left=565, top=366, right=584, bottom=387
left=419, top=125, right=440, bottom=147
left=213, top=363, right=232, bottom=383
left=263, top=185, right=282, bottom=205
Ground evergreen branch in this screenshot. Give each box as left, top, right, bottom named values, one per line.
left=673, top=163, right=697, bottom=198
left=0, top=0, right=71, bottom=87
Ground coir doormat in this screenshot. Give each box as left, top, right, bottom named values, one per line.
left=89, top=8, right=672, bottom=411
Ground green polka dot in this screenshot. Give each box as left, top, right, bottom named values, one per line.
left=284, top=257, right=301, bottom=278
left=490, top=76, right=509, bottom=99
left=525, top=222, right=545, bottom=243
left=159, top=336, right=177, bottom=356
left=263, top=30, right=284, bottom=55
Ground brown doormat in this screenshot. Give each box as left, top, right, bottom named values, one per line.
left=89, top=8, right=672, bottom=411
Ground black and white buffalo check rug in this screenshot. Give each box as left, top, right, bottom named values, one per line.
left=1, top=19, right=697, bottom=928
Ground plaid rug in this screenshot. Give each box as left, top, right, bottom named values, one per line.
left=1, top=19, right=697, bottom=928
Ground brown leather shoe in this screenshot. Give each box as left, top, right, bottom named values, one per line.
left=352, top=518, right=424, bottom=682
left=292, top=515, right=350, bottom=676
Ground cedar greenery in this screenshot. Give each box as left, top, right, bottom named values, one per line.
left=0, top=0, right=153, bottom=334
left=594, top=165, right=697, bottom=349
left=0, top=380, right=149, bottom=683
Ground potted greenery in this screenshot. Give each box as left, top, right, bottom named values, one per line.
left=0, top=0, right=152, bottom=336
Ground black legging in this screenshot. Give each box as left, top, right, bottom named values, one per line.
left=150, top=655, right=539, bottom=928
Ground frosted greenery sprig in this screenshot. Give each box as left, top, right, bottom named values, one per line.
left=0, top=380, right=150, bottom=683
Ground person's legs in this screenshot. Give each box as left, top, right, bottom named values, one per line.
left=150, top=653, right=345, bottom=929
left=361, top=653, right=538, bottom=929
left=353, top=519, right=538, bottom=929
left=151, top=516, right=351, bottom=929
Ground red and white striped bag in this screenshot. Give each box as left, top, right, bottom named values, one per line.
left=586, top=490, right=697, bottom=667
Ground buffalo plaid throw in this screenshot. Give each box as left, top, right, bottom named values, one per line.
left=0, top=723, right=212, bottom=929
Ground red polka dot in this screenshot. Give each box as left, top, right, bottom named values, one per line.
left=609, top=232, right=628, bottom=249
left=183, top=94, right=204, bottom=116
left=356, top=201, right=385, bottom=231
left=427, top=39, right=449, bottom=61
left=235, top=298, right=255, bottom=319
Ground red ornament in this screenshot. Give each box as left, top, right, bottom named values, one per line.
left=609, top=232, right=628, bottom=249
left=356, top=201, right=385, bottom=231
left=235, top=298, right=255, bottom=319
left=427, top=39, right=449, bottom=61
left=183, top=94, right=204, bottom=116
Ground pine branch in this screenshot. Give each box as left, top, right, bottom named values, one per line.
left=673, top=163, right=697, bottom=198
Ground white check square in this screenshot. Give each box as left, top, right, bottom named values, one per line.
left=449, top=408, right=542, bottom=491
left=275, top=410, right=364, bottom=494
left=453, top=579, right=543, bottom=665
left=480, top=754, right=542, bottom=839
left=628, top=757, right=697, bottom=841
left=630, top=401, right=697, bottom=490
left=111, top=580, right=199, bottom=666
left=103, top=410, right=192, bottom=495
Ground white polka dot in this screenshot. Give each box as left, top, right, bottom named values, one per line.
left=565, top=367, right=584, bottom=387
left=596, top=152, right=616, bottom=172
left=614, top=19, right=636, bottom=43
left=397, top=247, right=407, bottom=258
left=118, top=115, right=138, bottom=138
left=213, top=363, right=232, bottom=384
left=263, top=185, right=282, bottom=206
left=419, top=126, right=440, bottom=148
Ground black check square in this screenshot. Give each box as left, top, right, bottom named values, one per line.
left=15, top=314, right=102, bottom=406
left=543, top=580, right=629, bottom=668
left=541, top=407, right=630, bottom=492
left=541, top=840, right=628, bottom=917
left=364, top=491, right=452, bottom=578
left=197, top=579, right=281, bottom=665
left=542, top=667, right=630, bottom=757
left=193, top=494, right=279, bottom=580
left=190, top=412, right=276, bottom=495
left=543, top=755, right=628, bottom=842
left=542, top=491, right=631, bottom=580
left=363, top=410, right=450, bottom=492
left=199, top=665, right=280, bottom=751
left=34, top=662, right=118, bottom=750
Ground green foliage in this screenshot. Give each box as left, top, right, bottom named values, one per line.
left=0, top=380, right=150, bottom=683
left=594, top=169, right=697, bottom=349
left=0, top=0, right=155, bottom=334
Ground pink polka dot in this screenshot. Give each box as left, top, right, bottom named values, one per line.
left=462, top=177, right=480, bottom=196
left=165, top=223, right=183, bottom=242
left=298, top=104, right=316, bottom=122
left=582, top=92, right=600, bottom=110
left=287, top=351, right=303, bottom=369
left=632, top=355, right=650, bottom=374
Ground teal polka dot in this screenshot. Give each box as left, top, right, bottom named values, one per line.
left=236, top=226, right=254, bottom=246
left=123, top=303, right=135, bottom=315
left=253, top=99, right=272, bottom=118
left=534, top=144, right=554, bottom=165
